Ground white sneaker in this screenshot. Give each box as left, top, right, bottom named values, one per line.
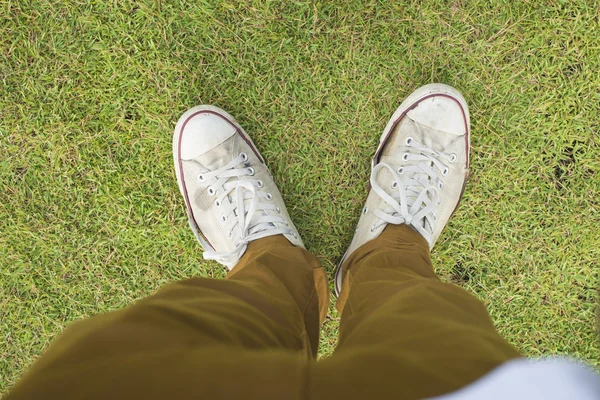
left=173, top=106, right=304, bottom=270
left=334, top=83, right=471, bottom=296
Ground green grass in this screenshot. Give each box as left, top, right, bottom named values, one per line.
left=2, top=0, right=600, bottom=393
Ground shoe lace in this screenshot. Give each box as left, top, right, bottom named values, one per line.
left=370, top=137, right=454, bottom=243
left=198, top=152, right=292, bottom=267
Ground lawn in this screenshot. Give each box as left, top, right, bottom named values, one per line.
left=1, top=0, right=599, bottom=393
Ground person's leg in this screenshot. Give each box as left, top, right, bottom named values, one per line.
left=314, top=84, right=519, bottom=399
left=7, top=106, right=329, bottom=399
left=8, top=237, right=328, bottom=399
left=314, top=225, right=518, bottom=399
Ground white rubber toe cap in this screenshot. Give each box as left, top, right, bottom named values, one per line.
left=407, top=96, right=467, bottom=136
left=180, top=112, right=237, bottom=160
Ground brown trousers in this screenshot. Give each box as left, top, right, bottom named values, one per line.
left=7, top=225, right=519, bottom=399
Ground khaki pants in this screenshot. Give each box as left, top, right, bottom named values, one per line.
left=8, top=225, right=519, bottom=399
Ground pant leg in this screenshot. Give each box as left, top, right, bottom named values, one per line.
left=7, top=235, right=329, bottom=400
left=312, top=224, right=519, bottom=400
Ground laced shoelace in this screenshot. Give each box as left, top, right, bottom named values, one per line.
left=197, top=152, right=294, bottom=267
left=370, top=137, right=456, bottom=243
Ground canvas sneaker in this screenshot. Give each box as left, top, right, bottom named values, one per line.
left=173, top=106, right=304, bottom=270
left=334, top=83, right=471, bottom=296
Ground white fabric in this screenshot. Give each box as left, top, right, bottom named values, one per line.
left=199, top=153, right=293, bottom=266
left=371, top=138, right=454, bottom=245
left=431, top=358, right=600, bottom=400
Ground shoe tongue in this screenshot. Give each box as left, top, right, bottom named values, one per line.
left=193, top=137, right=236, bottom=171
left=375, top=158, right=432, bottom=224
left=180, top=113, right=236, bottom=160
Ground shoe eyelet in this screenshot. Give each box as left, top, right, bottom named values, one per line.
left=362, top=207, right=368, bottom=214
left=283, top=221, right=289, bottom=226
left=448, top=154, right=457, bottom=163
left=197, top=173, right=205, bottom=182
left=266, top=193, right=273, bottom=200
left=215, top=200, right=221, bottom=207
left=240, top=152, right=248, bottom=161
left=397, top=167, right=404, bottom=174
left=405, top=137, right=413, bottom=146
left=247, top=167, right=255, bottom=176
left=370, top=225, right=376, bottom=232
left=276, top=206, right=280, bottom=213
left=438, top=182, right=444, bottom=189
left=391, top=181, right=398, bottom=189
left=442, top=168, right=449, bottom=176
left=256, top=180, right=264, bottom=188
left=207, top=187, right=216, bottom=196
left=402, top=153, right=409, bottom=161
left=221, top=215, right=227, bottom=222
